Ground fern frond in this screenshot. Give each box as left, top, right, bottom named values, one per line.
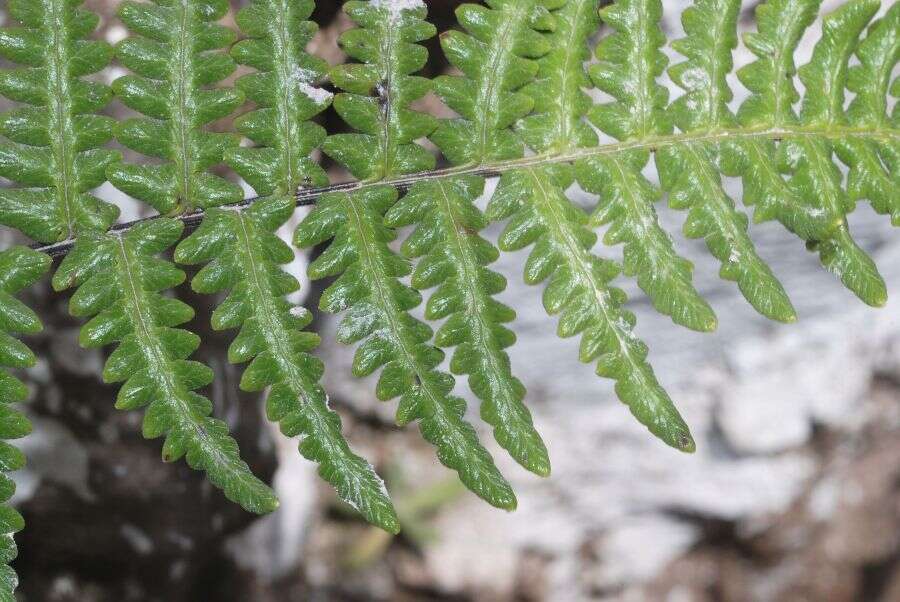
left=296, top=186, right=517, bottom=510
left=108, top=0, right=244, bottom=214
left=226, top=0, right=331, bottom=195
left=577, top=0, right=714, bottom=331
left=487, top=165, right=694, bottom=452
left=325, top=0, right=438, bottom=180
left=0, top=247, right=49, bottom=599
left=0, top=0, right=894, bottom=545
left=0, top=0, right=120, bottom=242
left=431, top=0, right=553, bottom=165
left=175, top=196, right=399, bottom=532
left=52, top=219, right=278, bottom=514
left=661, top=0, right=796, bottom=322
left=384, top=176, right=550, bottom=477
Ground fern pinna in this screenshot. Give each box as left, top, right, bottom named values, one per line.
left=226, top=0, right=332, bottom=194
left=0, top=0, right=120, bottom=242
left=0, top=247, right=48, bottom=599
left=52, top=220, right=278, bottom=513
left=176, top=196, right=400, bottom=532
left=108, top=0, right=244, bottom=213
left=0, top=0, right=895, bottom=591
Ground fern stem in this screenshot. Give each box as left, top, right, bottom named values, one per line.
left=31, top=123, right=898, bottom=258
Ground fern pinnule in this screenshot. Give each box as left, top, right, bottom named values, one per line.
left=893, top=77, right=899, bottom=127
left=353, top=0, right=550, bottom=473
left=227, top=0, right=331, bottom=196
left=481, top=0, right=700, bottom=450
left=487, top=166, right=695, bottom=453
left=0, top=0, right=120, bottom=242
left=737, top=0, right=820, bottom=129
left=313, top=1, right=534, bottom=491
left=108, top=0, right=244, bottom=214
left=325, top=0, right=438, bottom=180
left=52, top=220, right=278, bottom=514
left=296, top=187, right=517, bottom=510
left=385, top=176, right=551, bottom=477
left=575, top=157, right=717, bottom=333
left=0, top=247, right=50, bottom=599
left=431, top=0, right=554, bottom=166
left=175, top=196, right=400, bottom=533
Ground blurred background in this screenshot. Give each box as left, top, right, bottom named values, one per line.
left=1, top=0, right=899, bottom=600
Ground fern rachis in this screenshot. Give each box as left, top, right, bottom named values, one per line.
left=0, top=0, right=895, bottom=594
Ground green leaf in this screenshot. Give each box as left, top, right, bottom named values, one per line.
left=0, top=246, right=50, bottom=599
left=659, top=143, right=796, bottom=322
left=662, top=0, right=795, bottom=321
left=737, top=0, right=821, bottom=128
left=668, top=0, right=740, bottom=133
left=385, top=176, right=550, bottom=477
left=176, top=195, right=399, bottom=533
left=835, top=4, right=899, bottom=225
left=574, top=0, right=712, bottom=328
left=108, top=0, right=244, bottom=214
left=721, top=0, right=827, bottom=237
left=227, top=0, right=331, bottom=195
left=798, top=0, right=880, bottom=127
left=324, top=0, right=438, bottom=180
left=588, top=0, right=670, bottom=141
left=786, top=0, right=886, bottom=307
left=488, top=166, right=694, bottom=453
left=431, top=0, right=554, bottom=165
left=53, top=219, right=278, bottom=514
left=518, top=0, right=599, bottom=153
left=576, top=154, right=716, bottom=332
left=297, top=186, right=517, bottom=510
left=726, top=0, right=888, bottom=309
left=0, top=0, right=120, bottom=243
